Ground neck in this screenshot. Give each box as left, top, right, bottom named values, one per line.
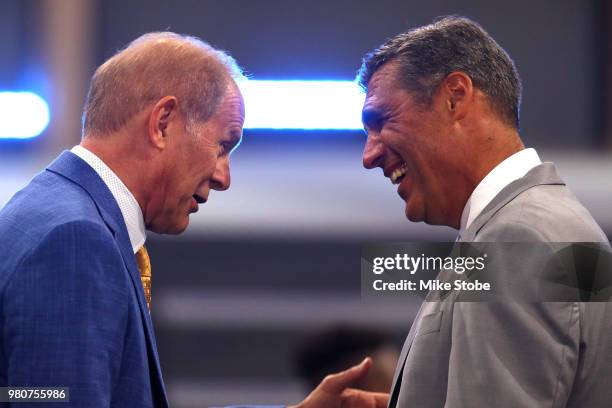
left=470, top=128, right=524, bottom=187
left=447, top=124, right=524, bottom=229
left=80, top=132, right=152, bottom=214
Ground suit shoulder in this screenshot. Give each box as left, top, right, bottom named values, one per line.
left=479, top=184, right=607, bottom=242
left=1, top=168, right=107, bottom=230
left=0, top=218, right=123, bottom=294
left=0, top=170, right=113, bottom=275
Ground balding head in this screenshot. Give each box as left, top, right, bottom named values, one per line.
left=82, top=32, right=244, bottom=137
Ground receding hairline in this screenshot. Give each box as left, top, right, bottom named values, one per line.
left=113, top=31, right=244, bottom=76
left=82, top=31, right=245, bottom=137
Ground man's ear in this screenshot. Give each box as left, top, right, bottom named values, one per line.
left=441, top=71, right=473, bottom=121
left=148, top=96, right=178, bottom=149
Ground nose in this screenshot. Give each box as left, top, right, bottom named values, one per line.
left=211, top=157, right=231, bottom=191
left=362, top=134, right=385, bottom=169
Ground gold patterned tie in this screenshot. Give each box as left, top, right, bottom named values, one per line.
left=135, top=245, right=152, bottom=311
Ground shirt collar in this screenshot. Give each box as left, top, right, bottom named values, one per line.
left=71, top=145, right=146, bottom=253
left=459, top=148, right=542, bottom=236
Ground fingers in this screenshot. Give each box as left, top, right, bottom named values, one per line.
left=340, top=389, right=390, bottom=408
left=371, top=392, right=390, bottom=408
left=320, top=357, right=372, bottom=394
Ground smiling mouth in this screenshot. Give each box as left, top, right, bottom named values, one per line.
left=193, top=194, right=206, bottom=204
left=390, top=163, right=407, bottom=185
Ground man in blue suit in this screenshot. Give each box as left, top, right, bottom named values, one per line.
left=0, top=32, right=388, bottom=408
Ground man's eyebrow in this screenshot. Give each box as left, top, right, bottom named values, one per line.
left=230, top=129, right=242, bottom=141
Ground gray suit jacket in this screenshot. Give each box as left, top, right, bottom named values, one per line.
left=390, top=163, right=612, bottom=408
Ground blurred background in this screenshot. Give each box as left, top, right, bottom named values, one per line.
left=1, top=0, right=611, bottom=406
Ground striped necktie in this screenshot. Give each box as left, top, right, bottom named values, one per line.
left=135, top=245, right=152, bottom=311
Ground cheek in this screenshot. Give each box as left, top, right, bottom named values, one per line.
left=158, top=171, right=192, bottom=209
left=180, top=155, right=214, bottom=187
left=196, top=151, right=219, bottom=175
left=204, top=160, right=217, bottom=177
left=381, top=125, right=414, bottom=159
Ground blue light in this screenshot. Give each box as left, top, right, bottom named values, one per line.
left=0, top=92, right=50, bottom=139
left=239, top=80, right=365, bottom=130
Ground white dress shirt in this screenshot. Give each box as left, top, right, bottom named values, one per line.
left=71, top=145, right=146, bottom=254
left=459, top=148, right=542, bottom=238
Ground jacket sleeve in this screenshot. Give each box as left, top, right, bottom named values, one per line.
left=3, top=220, right=130, bottom=407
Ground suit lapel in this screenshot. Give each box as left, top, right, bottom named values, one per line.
left=462, top=162, right=565, bottom=242
left=388, top=301, right=424, bottom=402
left=389, top=302, right=423, bottom=390
left=46, top=151, right=168, bottom=406
left=388, top=299, right=440, bottom=408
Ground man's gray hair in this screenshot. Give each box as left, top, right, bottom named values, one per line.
left=82, top=32, right=244, bottom=136
left=357, top=16, right=522, bottom=128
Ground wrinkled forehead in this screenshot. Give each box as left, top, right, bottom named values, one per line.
left=362, top=65, right=399, bottom=119
left=365, top=62, right=401, bottom=99
left=219, top=80, right=246, bottom=124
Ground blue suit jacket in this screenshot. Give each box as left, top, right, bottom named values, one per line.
left=0, top=151, right=168, bottom=407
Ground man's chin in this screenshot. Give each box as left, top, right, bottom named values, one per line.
left=406, top=204, right=451, bottom=227
left=148, top=216, right=189, bottom=235
left=172, top=217, right=190, bottom=235
left=404, top=201, right=425, bottom=223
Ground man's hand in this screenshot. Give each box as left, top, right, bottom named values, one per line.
left=291, top=357, right=390, bottom=408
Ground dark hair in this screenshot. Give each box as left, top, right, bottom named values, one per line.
left=357, top=16, right=522, bottom=128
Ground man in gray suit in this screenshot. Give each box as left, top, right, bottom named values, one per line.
left=358, top=16, right=612, bottom=407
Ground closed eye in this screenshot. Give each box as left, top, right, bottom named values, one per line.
left=219, top=141, right=234, bottom=156
left=225, top=132, right=242, bottom=156
left=362, top=108, right=387, bottom=133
